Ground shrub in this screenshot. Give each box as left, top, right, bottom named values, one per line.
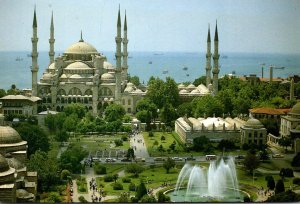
left=122, top=177, right=131, bottom=183
left=121, top=135, right=128, bottom=141
left=129, top=182, right=136, bottom=191
left=60, top=169, right=71, bottom=180
left=104, top=175, right=114, bottom=182
left=114, top=139, right=123, bottom=146
left=161, top=135, right=166, bottom=141
left=149, top=131, right=154, bottom=137
left=112, top=182, right=123, bottom=190
left=94, top=163, right=107, bottom=175
left=293, top=177, right=300, bottom=185
left=78, top=196, right=88, bottom=202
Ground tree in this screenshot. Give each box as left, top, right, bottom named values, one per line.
left=14, top=123, right=50, bottom=156
left=118, top=192, right=130, bottom=202
left=61, top=169, right=71, bottom=180
left=177, top=102, right=193, bottom=118
left=126, top=148, right=135, bottom=160
left=193, top=136, right=213, bottom=153
left=55, top=130, right=69, bottom=143
left=136, top=181, right=147, bottom=200
left=243, top=151, right=260, bottom=174
left=267, top=190, right=300, bottom=202
left=157, top=191, right=171, bottom=202
left=265, top=175, right=275, bottom=190
left=169, top=140, right=176, bottom=151
left=105, top=103, right=126, bottom=122
left=45, top=192, right=62, bottom=203
left=59, top=144, right=88, bottom=173
left=217, top=139, right=236, bottom=151
left=126, top=163, right=144, bottom=177
left=193, top=76, right=207, bottom=86
left=292, top=153, right=300, bottom=167
left=259, top=149, right=270, bottom=161
left=160, top=102, right=177, bottom=127
left=129, top=75, right=140, bottom=87
left=0, top=89, right=6, bottom=98
left=140, top=195, right=157, bottom=203
left=112, top=174, right=119, bottom=183
left=278, top=137, right=292, bottom=151
left=275, top=179, right=285, bottom=194
left=44, top=114, right=57, bottom=133
left=63, top=103, right=86, bottom=119
left=157, top=144, right=165, bottom=154
left=27, top=150, right=59, bottom=192
left=136, top=110, right=152, bottom=124
left=163, top=157, right=176, bottom=173
left=216, top=89, right=235, bottom=115
left=63, top=113, right=79, bottom=132
left=192, top=95, right=224, bottom=118
left=136, top=98, right=158, bottom=121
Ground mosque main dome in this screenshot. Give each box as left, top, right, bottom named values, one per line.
left=289, top=102, right=300, bottom=116
left=65, top=40, right=98, bottom=54
left=0, top=126, right=23, bottom=144
left=244, top=118, right=264, bottom=129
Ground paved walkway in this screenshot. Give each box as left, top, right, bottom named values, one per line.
left=130, top=132, right=150, bottom=158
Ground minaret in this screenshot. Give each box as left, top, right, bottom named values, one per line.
left=122, top=11, right=128, bottom=82
left=31, top=7, right=39, bottom=97
left=212, top=20, right=220, bottom=95
left=115, top=6, right=122, bottom=104
left=290, top=78, right=295, bottom=100
left=205, top=24, right=212, bottom=87
left=49, top=11, right=55, bottom=64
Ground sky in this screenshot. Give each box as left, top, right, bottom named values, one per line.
left=0, top=0, right=299, bottom=53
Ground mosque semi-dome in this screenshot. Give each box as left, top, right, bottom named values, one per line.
left=289, top=102, right=300, bottom=116
left=66, top=61, right=90, bottom=69
left=101, top=73, right=115, bottom=81
left=0, top=126, right=23, bottom=144
left=244, top=118, right=264, bottom=129
left=65, top=40, right=98, bottom=54
left=0, top=154, right=9, bottom=173
left=42, top=73, right=53, bottom=80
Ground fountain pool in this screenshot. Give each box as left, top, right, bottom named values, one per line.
left=166, top=157, right=247, bottom=202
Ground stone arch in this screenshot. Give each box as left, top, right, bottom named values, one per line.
left=100, top=87, right=112, bottom=96
left=42, top=106, right=47, bottom=111
left=97, top=102, right=102, bottom=110
left=68, top=87, right=82, bottom=96
left=57, top=89, right=67, bottom=96
left=103, top=102, right=109, bottom=110
left=89, top=106, right=93, bottom=110
left=47, top=97, right=51, bottom=103
left=61, top=98, right=65, bottom=103
left=84, top=89, right=93, bottom=96
left=42, top=97, right=46, bottom=103
left=39, top=87, right=51, bottom=95
left=68, top=98, right=72, bottom=103
left=56, top=98, right=61, bottom=103
left=56, top=106, right=61, bottom=112
left=61, top=106, right=64, bottom=111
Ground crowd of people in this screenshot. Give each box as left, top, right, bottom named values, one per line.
left=90, top=178, right=103, bottom=202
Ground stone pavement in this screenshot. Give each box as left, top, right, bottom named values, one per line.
left=130, top=132, right=150, bottom=158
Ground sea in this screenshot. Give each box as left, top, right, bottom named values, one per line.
left=0, top=51, right=299, bottom=90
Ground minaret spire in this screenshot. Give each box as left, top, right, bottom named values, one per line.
left=31, top=6, right=39, bottom=96
left=122, top=10, right=128, bottom=82
left=205, top=24, right=212, bottom=87
left=115, top=6, right=123, bottom=104
left=79, top=30, right=84, bottom=42
left=49, top=11, right=55, bottom=64
left=212, top=20, right=220, bottom=95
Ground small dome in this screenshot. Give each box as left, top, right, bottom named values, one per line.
left=178, top=83, right=185, bottom=89
left=124, top=85, right=135, bottom=93
left=109, top=98, right=114, bottom=102
left=103, top=61, right=114, bottom=69
left=127, top=82, right=134, bottom=87
left=16, top=189, right=34, bottom=199
left=6, top=157, right=25, bottom=170
left=191, top=89, right=200, bottom=94
left=289, top=102, right=300, bottom=116
left=0, top=154, right=9, bottom=173
left=179, top=89, right=188, bottom=94
left=48, top=62, right=55, bottom=69
left=104, top=97, right=109, bottom=102
left=101, top=73, right=115, bottom=82
left=0, top=126, right=23, bottom=144
left=60, top=74, right=67, bottom=78
left=244, top=118, right=264, bottom=129
left=187, top=84, right=196, bottom=89
left=65, top=41, right=98, bottom=54
left=66, top=61, right=90, bottom=69
left=42, top=73, right=53, bottom=80
left=70, top=74, right=82, bottom=79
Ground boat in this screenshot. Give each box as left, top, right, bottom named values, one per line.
left=27, top=54, right=31, bottom=57
left=186, top=74, right=189, bottom=77
left=15, top=57, right=23, bottom=61
left=274, top=66, right=285, bottom=70
left=149, top=61, right=152, bottom=64
left=163, top=69, right=168, bottom=74
left=183, top=66, right=188, bottom=71
left=222, top=55, right=228, bottom=59
left=128, top=56, right=133, bottom=59
left=154, top=53, right=164, bottom=55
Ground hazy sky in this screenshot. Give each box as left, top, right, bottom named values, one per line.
left=0, top=0, right=299, bottom=53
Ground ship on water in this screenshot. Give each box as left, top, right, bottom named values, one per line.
left=15, top=56, right=23, bottom=61
left=183, top=66, right=188, bottom=70
left=163, top=69, right=168, bottom=74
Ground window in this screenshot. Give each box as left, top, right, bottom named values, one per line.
left=248, top=133, right=252, bottom=138
left=128, top=99, right=131, bottom=105
left=128, top=108, right=131, bottom=113
left=254, top=131, right=257, bottom=138
left=122, top=99, right=125, bottom=105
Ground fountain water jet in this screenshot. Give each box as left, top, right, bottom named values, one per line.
left=171, top=157, right=241, bottom=202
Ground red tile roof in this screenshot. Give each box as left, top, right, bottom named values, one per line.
left=249, top=107, right=291, bottom=115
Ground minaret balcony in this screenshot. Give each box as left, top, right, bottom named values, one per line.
left=49, top=39, right=55, bottom=43
left=31, top=38, right=39, bottom=42
left=115, top=37, right=122, bottom=43
left=123, top=39, right=128, bottom=44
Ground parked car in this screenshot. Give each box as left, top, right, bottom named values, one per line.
left=121, top=158, right=132, bottom=162
left=272, top=154, right=284, bottom=158
left=154, top=157, right=165, bottom=161
left=235, top=155, right=245, bottom=160
left=172, top=157, right=183, bottom=161
left=186, top=157, right=196, bottom=161
left=105, top=158, right=116, bottom=162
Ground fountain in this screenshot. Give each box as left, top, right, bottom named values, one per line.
left=166, top=157, right=246, bottom=202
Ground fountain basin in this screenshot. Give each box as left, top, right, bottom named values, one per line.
left=165, top=187, right=249, bottom=202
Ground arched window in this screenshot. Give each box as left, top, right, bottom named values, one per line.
left=68, top=87, right=82, bottom=96
left=57, top=89, right=67, bottom=96
left=84, top=89, right=93, bottom=96
left=39, top=87, right=51, bottom=95
left=100, top=87, right=112, bottom=96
